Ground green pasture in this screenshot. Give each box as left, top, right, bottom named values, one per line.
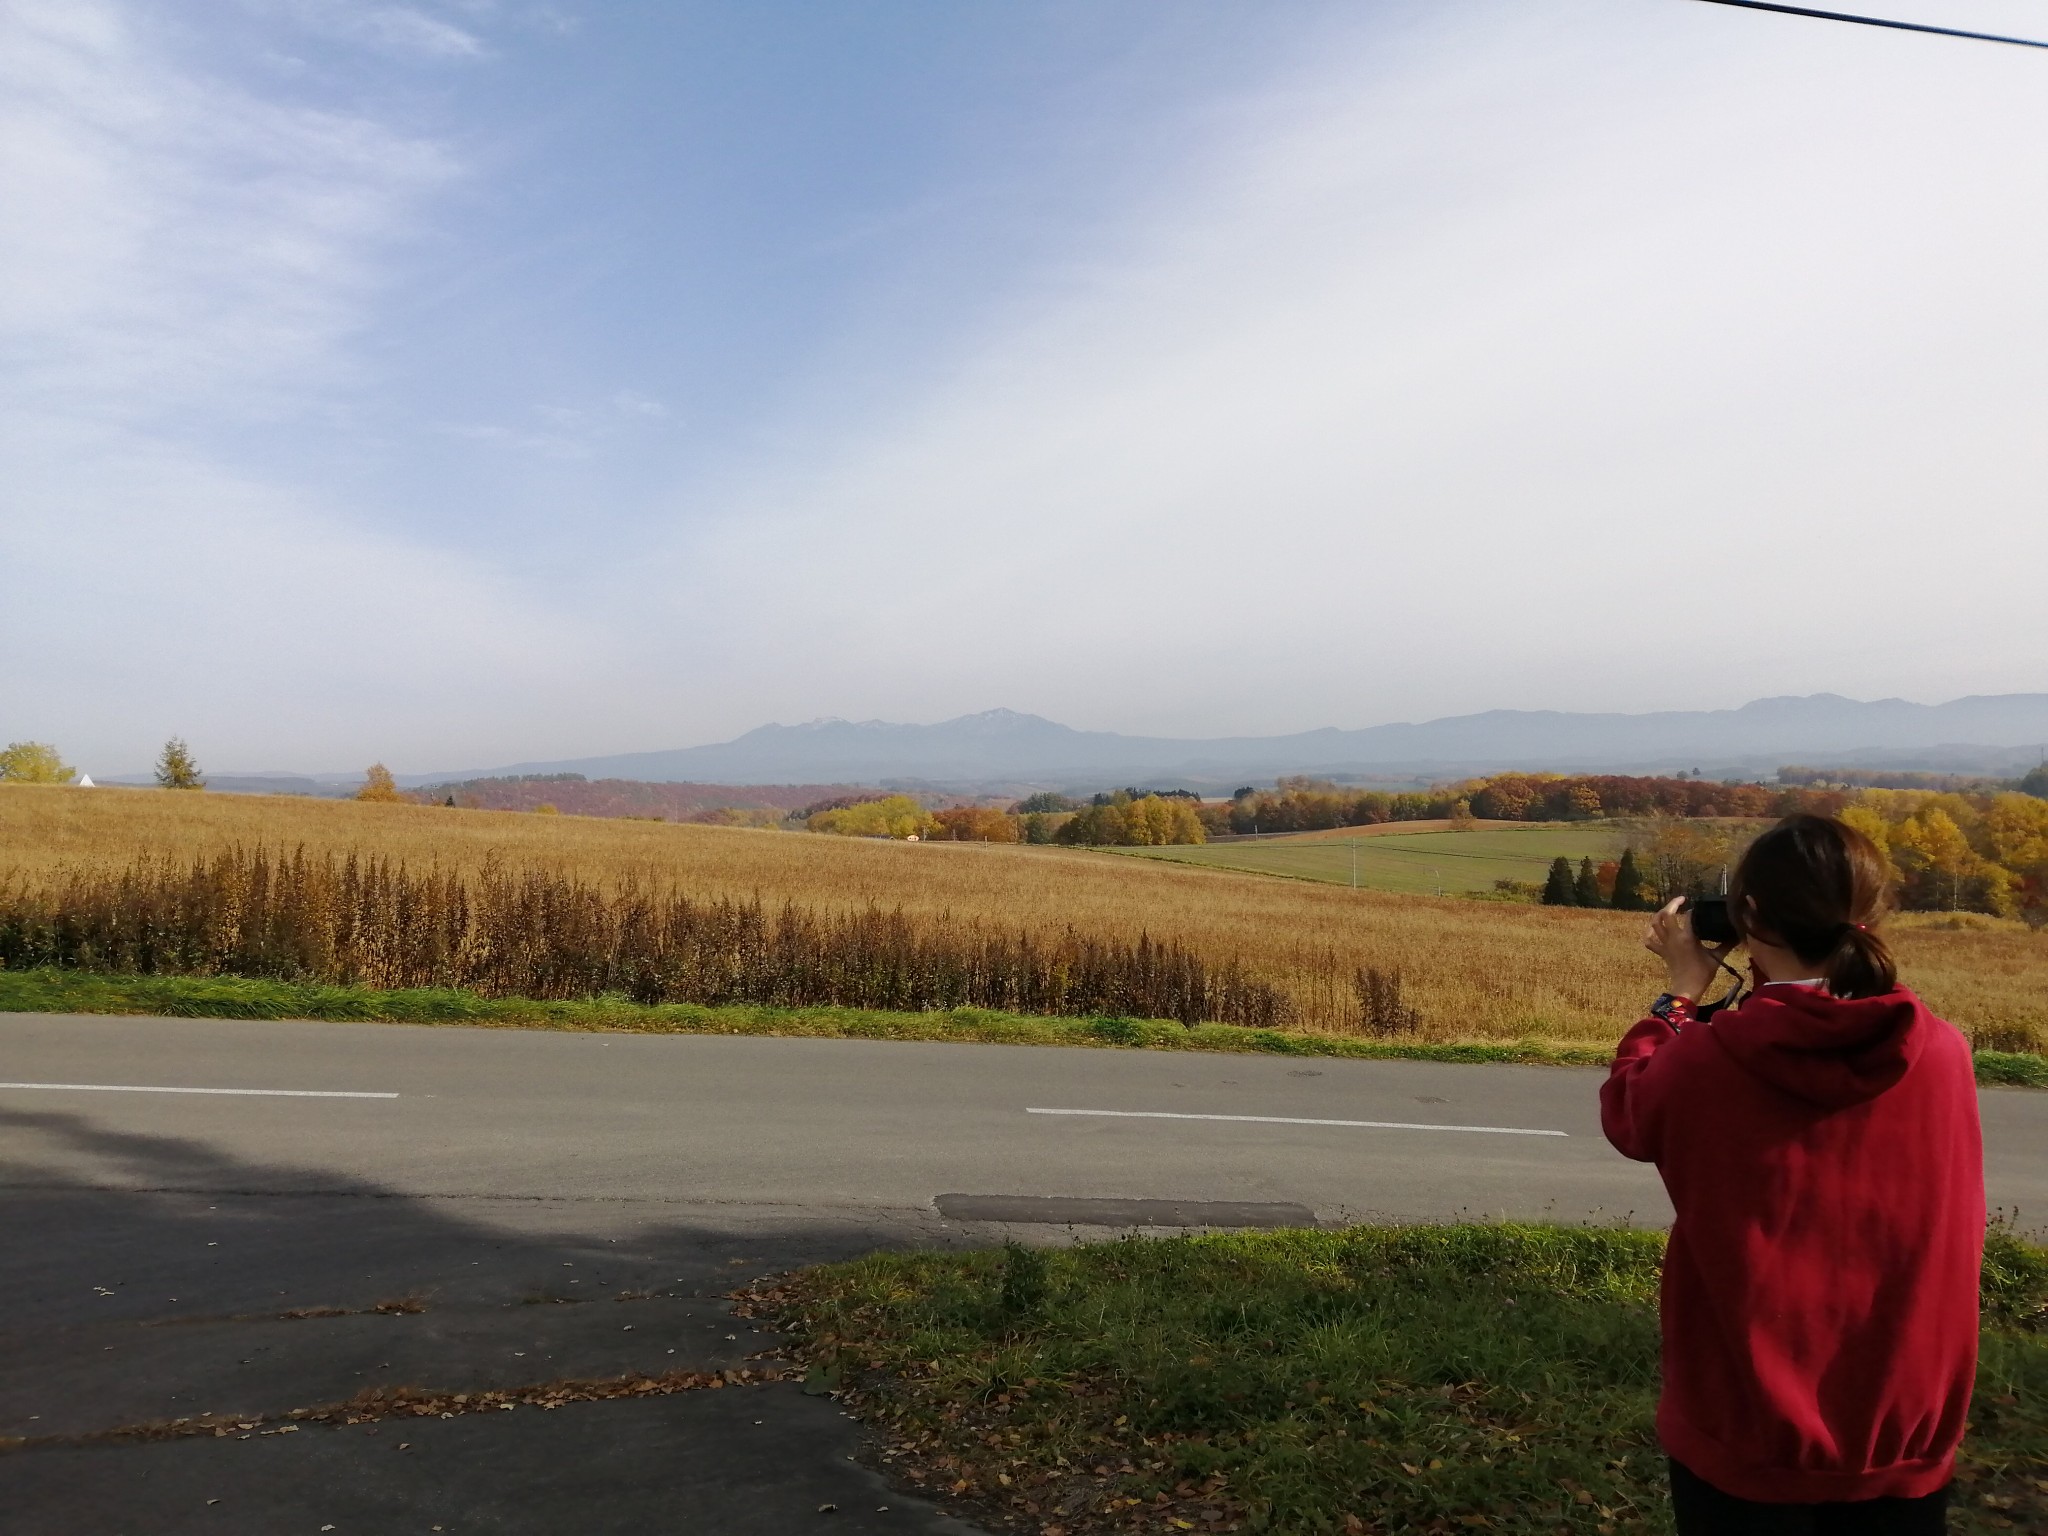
left=1106, top=823, right=1629, bottom=894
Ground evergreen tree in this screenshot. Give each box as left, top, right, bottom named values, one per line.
left=1574, top=856, right=1601, bottom=907
left=1015, top=791, right=1080, bottom=814
left=1542, top=856, right=1575, bottom=906
left=1610, top=847, right=1646, bottom=910
left=155, top=738, right=204, bottom=790
left=2021, top=763, right=2048, bottom=801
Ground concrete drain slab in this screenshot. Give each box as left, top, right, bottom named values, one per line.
left=934, top=1195, right=1316, bottom=1228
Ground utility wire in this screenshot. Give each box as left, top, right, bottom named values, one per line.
left=1686, top=0, right=2048, bottom=49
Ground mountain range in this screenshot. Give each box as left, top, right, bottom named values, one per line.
left=393, top=693, right=2048, bottom=790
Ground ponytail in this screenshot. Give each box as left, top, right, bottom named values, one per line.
left=1730, top=814, right=1898, bottom=1000
left=1823, top=922, right=1897, bottom=1002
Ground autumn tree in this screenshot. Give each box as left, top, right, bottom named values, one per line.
left=1542, top=857, right=1575, bottom=906
left=930, top=805, right=1020, bottom=843
left=1985, top=793, right=2048, bottom=871
left=0, top=741, right=75, bottom=783
left=1055, top=793, right=1205, bottom=846
left=155, top=738, right=204, bottom=790
left=1573, top=857, right=1601, bottom=906
left=1471, top=775, right=1541, bottom=821
left=807, top=794, right=933, bottom=840
left=1890, top=805, right=1977, bottom=911
left=356, top=763, right=404, bottom=803
left=1642, top=820, right=1746, bottom=905
left=1984, top=793, right=2048, bottom=926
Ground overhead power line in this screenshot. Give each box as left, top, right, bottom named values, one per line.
left=1686, top=0, right=2048, bottom=49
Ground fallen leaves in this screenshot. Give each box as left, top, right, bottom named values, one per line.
left=144, top=1296, right=427, bottom=1327
left=0, top=1367, right=793, bottom=1453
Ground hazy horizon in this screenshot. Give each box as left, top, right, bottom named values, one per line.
left=7, top=1, right=2046, bottom=775
left=78, top=690, right=2048, bottom=784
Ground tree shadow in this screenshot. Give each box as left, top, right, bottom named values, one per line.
left=0, top=1104, right=985, bottom=1535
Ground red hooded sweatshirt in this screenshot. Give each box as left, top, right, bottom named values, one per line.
left=1601, top=982, right=1984, bottom=1503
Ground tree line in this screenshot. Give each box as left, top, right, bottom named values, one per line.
left=1208, top=772, right=1861, bottom=836
left=1541, top=849, right=1652, bottom=909
left=1839, top=789, right=2048, bottom=924
left=9, top=741, right=2042, bottom=919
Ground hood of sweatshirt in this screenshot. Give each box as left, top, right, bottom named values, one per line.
left=1710, top=984, right=1927, bottom=1110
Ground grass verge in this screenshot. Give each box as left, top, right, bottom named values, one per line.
left=1, top=968, right=2041, bottom=1086
left=742, top=1223, right=2048, bottom=1536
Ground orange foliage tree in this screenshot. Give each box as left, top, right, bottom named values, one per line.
left=929, top=806, right=1020, bottom=842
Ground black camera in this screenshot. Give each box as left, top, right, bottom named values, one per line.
left=1682, top=895, right=1741, bottom=948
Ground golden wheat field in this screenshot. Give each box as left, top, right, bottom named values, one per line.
left=3, top=783, right=2043, bottom=1049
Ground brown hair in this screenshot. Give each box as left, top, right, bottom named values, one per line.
left=1728, top=813, right=1897, bottom=999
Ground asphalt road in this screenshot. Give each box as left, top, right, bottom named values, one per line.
left=4, top=1012, right=2044, bottom=1535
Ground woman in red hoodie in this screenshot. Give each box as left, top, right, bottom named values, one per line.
left=1601, top=814, right=1984, bottom=1535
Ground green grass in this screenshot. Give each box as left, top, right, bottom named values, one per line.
left=1106, top=825, right=1628, bottom=896
left=0, top=967, right=1614, bottom=1066
left=756, top=1224, right=2048, bottom=1535
left=1, top=968, right=2040, bottom=1086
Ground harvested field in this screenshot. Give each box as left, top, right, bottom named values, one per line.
left=3, top=784, right=2044, bottom=1049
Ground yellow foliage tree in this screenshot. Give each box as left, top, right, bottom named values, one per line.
left=1985, top=793, right=2048, bottom=924
left=807, top=795, right=934, bottom=839
left=1836, top=804, right=1901, bottom=886
left=0, top=741, right=75, bottom=783
left=355, top=764, right=405, bottom=803
left=1889, top=806, right=2010, bottom=913
left=1054, top=793, right=1206, bottom=847
left=1984, top=792, right=2048, bottom=870
left=1123, top=795, right=1205, bottom=846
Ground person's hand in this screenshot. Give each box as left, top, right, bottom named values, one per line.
left=1645, top=898, right=1721, bottom=1002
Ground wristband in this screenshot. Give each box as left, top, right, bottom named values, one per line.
left=1649, top=993, right=1696, bottom=1030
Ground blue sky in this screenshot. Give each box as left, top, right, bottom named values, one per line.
left=4, top=0, right=2045, bottom=776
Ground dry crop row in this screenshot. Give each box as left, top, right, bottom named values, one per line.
left=2, top=785, right=2043, bottom=1047
left=0, top=848, right=1289, bottom=1027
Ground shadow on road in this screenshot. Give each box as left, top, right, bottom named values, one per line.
left=0, top=1104, right=988, bottom=1535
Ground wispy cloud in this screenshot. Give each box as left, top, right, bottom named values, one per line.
left=0, top=0, right=460, bottom=420
left=438, top=391, right=674, bottom=457
left=610, top=390, right=667, bottom=419
left=0, top=0, right=585, bottom=769
left=251, top=0, right=485, bottom=61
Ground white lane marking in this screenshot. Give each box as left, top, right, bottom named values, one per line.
left=1026, top=1107, right=1565, bottom=1137
left=0, top=1082, right=398, bottom=1100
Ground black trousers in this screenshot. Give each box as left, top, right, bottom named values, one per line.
left=1670, top=1460, right=1949, bottom=1535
